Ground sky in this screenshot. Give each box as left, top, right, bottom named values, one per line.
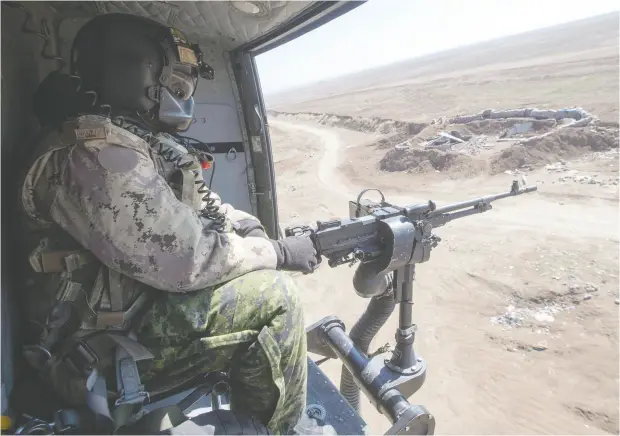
left=255, top=0, right=619, bottom=95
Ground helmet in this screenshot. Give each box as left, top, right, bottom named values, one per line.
left=71, top=14, right=209, bottom=131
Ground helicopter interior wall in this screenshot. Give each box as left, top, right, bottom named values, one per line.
left=51, top=1, right=314, bottom=52
left=1, top=2, right=62, bottom=405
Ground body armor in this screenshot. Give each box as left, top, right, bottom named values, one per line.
left=18, top=115, right=226, bottom=372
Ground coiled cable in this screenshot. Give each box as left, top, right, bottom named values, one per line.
left=112, top=117, right=226, bottom=232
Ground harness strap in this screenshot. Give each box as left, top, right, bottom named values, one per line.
left=77, top=335, right=154, bottom=431
left=86, top=371, right=114, bottom=434
left=29, top=242, right=95, bottom=273
left=108, top=269, right=124, bottom=311
left=113, top=347, right=149, bottom=429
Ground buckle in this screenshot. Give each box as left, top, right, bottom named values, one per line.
left=115, top=390, right=149, bottom=408
left=53, top=409, right=80, bottom=434
left=15, top=410, right=80, bottom=435
left=65, top=340, right=99, bottom=374
left=15, top=416, right=53, bottom=435
left=23, top=345, right=52, bottom=371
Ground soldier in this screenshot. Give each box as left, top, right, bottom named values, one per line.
left=18, top=13, right=318, bottom=434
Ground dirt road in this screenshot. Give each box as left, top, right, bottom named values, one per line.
left=269, top=119, right=619, bottom=435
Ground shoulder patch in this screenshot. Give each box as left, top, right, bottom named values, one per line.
left=75, top=127, right=107, bottom=140
left=98, top=145, right=140, bottom=173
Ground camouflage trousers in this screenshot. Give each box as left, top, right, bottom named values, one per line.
left=137, top=270, right=307, bottom=435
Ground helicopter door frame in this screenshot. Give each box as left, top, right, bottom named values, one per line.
left=230, top=1, right=365, bottom=240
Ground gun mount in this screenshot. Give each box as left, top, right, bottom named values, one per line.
left=287, top=181, right=537, bottom=435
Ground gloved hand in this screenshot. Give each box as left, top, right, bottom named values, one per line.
left=233, top=219, right=267, bottom=238
left=270, top=236, right=319, bottom=274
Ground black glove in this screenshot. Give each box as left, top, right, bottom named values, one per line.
left=270, top=236, right=319, bottom=274
left=233, top=219, right=267, bottom=238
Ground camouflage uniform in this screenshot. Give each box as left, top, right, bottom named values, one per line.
left=19, top=115, right=306, bottom=434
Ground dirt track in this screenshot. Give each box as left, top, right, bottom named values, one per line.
left=269, top=119, right=619, bottom=435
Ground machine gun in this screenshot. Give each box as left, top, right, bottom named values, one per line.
left=286, top=180, right=537, bottom=435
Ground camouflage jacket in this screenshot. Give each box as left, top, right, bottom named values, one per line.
left=19, top=115, right=278, bottom=330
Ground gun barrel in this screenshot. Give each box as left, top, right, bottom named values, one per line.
left=429, top=185, right=537, bottom=216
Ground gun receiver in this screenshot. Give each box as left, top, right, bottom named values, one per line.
left=286, top=180, right=537, bottom=269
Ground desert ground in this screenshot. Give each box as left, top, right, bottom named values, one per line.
left=263, top=12, right=619, bottom=435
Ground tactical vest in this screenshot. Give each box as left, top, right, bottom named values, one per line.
left=18, top=115, right=224, bottom=381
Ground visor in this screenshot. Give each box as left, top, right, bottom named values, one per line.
left=168, top=69, right=197, bottom=101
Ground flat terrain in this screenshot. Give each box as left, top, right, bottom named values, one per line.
left=264, top=12, right=619, bottom=436
left=268, top=13, right=619, bottom=123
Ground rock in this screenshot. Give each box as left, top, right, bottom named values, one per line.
left=545, top=162, right=569, bottom=172
left=567, top=283, right=580, bottom=293
left=584, top=283, right=598, bottom=292
left=583, top=294, right=592, bottom=301
left=290, top=212, right=300, bottom=218
left=533, top=345, right=548, bottom=351
left=506, top=346, right=517, bottom=352
left=552, top=276, right=559, bottom=280
left=615, top=299, right=619, bottom=305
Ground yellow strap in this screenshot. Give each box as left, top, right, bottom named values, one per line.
left=1, top=415, right=12, bottom=431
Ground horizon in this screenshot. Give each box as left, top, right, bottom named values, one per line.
left=256, top=1, right=619, bottom=96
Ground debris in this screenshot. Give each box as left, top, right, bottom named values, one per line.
left=504, top=169, right=523, bottom=176
left=449, top=107, right=594, bottom=125
left=545, top=162, right=569, bottom=172
left=490, top=304, right=569, bottom=328
left=503, top=122, right=533, bottom=138
left=534, top=311, right=555, bottom=323
left=584, top=283, right=598, bottom=292
left=423, top=131, right=490, bottom=155
left=439, top=131, right=466, bottom=144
